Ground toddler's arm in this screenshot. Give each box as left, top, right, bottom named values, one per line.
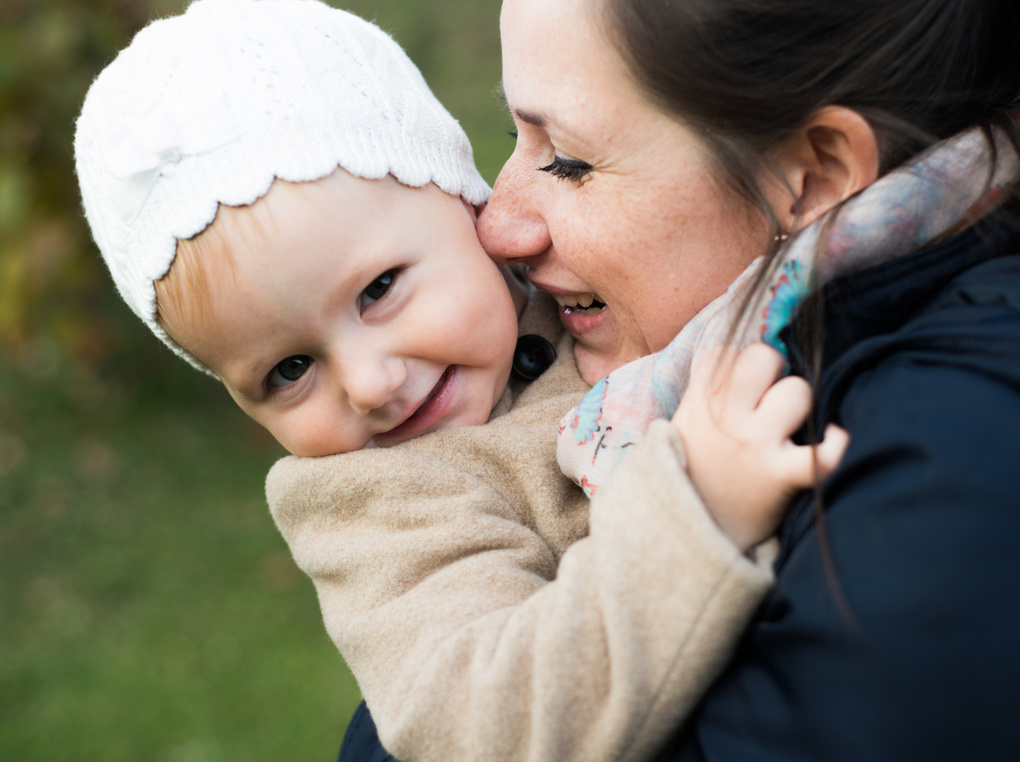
left=672, top=343, right=849, bottom=551
left=267, top=410, right=775, bottom=762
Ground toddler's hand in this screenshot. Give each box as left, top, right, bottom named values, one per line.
left=672, top=344, right=849, bottom=552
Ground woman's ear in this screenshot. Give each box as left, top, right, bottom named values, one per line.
left=767, top=106, right=880, bottom=230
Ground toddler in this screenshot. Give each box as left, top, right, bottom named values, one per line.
left=75, top=1, right=840, bottom=761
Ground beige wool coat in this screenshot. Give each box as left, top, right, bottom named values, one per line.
left=266, top=294, right=776, bottom=762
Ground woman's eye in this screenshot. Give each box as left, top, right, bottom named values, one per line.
left=539, top=155, right=593, bottom=183
left=359, top=269, right=398, bottom=311
left=268, top=355, right=312, bottom=388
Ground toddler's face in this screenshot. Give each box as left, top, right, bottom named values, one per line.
left=168, top=170, right=519, bottom=456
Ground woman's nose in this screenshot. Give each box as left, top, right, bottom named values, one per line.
left=477, top=159, right=552, bottom=264
left=339, top=353, right=408, bottom=417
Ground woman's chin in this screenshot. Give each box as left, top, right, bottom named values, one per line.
left=573, top=342, right=639, bottom=386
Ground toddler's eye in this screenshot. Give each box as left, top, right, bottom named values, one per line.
left=268, top=355, right=312, bottom=388
left=539, top=156, right=593, bottom=184
left=359, top=269, right=398, bottom=311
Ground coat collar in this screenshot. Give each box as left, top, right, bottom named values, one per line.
left=782, top=207, right=1020, bottom=392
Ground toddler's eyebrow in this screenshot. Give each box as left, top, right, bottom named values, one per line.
left=225, top=362, right=271, bottom=403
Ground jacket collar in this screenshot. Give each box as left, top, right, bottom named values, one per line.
left=781, top=207, right=1020, bottom=385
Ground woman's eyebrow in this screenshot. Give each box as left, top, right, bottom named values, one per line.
left=497, top=85, right=545, bottom=128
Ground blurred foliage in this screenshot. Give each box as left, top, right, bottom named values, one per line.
left=0, top=349, right=360, bottom=760
left=0, top=0, right=507, bottom=758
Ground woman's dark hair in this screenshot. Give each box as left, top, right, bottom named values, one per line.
left=603, top=0, right=1020, bottom=220
left=602, top=0, right=1020, bottom=610
left=603, top=0, right=1020, bottom=382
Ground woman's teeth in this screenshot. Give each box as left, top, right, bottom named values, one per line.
left=555, top=293, right=607, bottom=315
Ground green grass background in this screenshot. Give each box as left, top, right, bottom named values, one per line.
left=0, top=1, right=507, bottom=759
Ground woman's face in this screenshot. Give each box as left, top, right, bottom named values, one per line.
left=478, top=0, right=768, bottom=383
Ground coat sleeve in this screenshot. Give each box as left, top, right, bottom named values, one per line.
left=267, top=420, right=774, bottom=762
left=674, top=316, right=1020, bottom=761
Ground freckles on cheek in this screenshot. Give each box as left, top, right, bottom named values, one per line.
left=593, top=226, right=651, bottom=289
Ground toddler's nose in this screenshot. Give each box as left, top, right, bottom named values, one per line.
left=341, top=355, right=407, bottom=417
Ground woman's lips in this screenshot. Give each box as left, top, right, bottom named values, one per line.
left=557, top=301, right=609, bottom=339
left=377, top=366, right=457, bottom=445
left=527, top=278, right=611, bottom=340
left=545, top=292, right=609, bottom=340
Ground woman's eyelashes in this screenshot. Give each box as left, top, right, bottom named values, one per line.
left=540, top=155, right=593, bottom=183
left=268, top=355, right=313, bottom=389
left=359, top=268, right=399, bottom=312
left=505, top=122, right=591, bottom=182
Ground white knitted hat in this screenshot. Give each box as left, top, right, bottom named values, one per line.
left=75, top=0, right=491, bottom=372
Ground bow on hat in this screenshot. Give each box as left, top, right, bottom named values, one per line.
left=102, top=80, right=243, bottom=222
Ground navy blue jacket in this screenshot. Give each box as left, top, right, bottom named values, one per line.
left=666, top=214, right=1020, bottom=761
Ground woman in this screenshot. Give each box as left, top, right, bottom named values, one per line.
left=477, top=0, right=1020, bottom=759
left=341, top=0, right=1020, bottom=758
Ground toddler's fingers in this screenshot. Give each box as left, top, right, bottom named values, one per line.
left=775, top=442, right=820, bottom=490
left=756, top=374, right=813, bottom=439
left=723, top=343, right=788, bottom=413
left=688, top=346, right=735, bottom=399
left=813, top=424, right=850, bottom=480
left=674, top=347, right=729, bottom=432
left=777, top=425, right=851, bottom=489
